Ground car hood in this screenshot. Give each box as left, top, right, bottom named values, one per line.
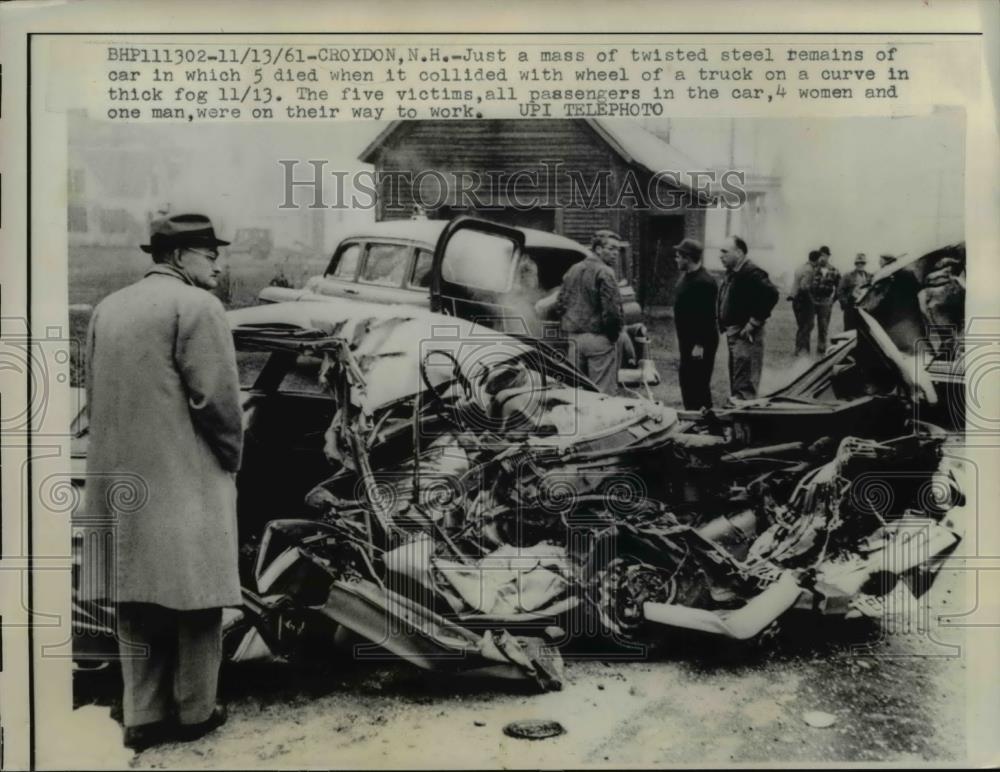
left=228, top=299, right=540, bottom=411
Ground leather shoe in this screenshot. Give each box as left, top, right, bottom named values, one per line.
left=123, top=721, right=174, bottom=752
left=177, top=705, right=227, bottom=742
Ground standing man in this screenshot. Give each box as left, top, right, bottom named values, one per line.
left=809, top=246, right=840, bottom=355
left=555, top=229, right=625, bottom=394
left=82, top=214, right=243, bottom=751
left=672, top=238, right=718, bottom=410
left=716, top=235, right=779, bottom=401
left=837, top=253, right=873, bottom=331
left=790, top=250, right=819, bottom=356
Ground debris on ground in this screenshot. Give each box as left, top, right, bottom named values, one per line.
left=803, top=711, right=838, bottom=728
left=503, top=719, right=567, bottom=740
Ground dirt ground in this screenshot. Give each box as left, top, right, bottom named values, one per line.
left=72, top=567, right=968, bottom=768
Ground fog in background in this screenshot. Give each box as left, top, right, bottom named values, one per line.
left=654, top=110, right=965, bottom=274
left=69, top=112, right=964, bottom=273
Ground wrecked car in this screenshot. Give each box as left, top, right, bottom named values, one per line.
left=71, top=237, right=967, bottom=693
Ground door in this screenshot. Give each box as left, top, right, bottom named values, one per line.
left=640, top=216, right=687, bottom=308
left=431, top=216, right=526, bottom=332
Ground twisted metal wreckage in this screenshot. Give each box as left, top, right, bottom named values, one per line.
left=73, top=242, right=967, bottom=693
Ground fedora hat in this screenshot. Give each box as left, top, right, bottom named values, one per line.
left=140, top=213, right=230, bottom=254
left=673, top=237, right=703, bottom=259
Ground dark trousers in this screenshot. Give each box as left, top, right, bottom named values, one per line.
left=116, top=603, right=223, bottom=727
left=792, top=297, right=815, bottom=356
left=726, top=328, right=765, bottom=401
left=814, top=302, right=833, bottom=355
left=678, top=342, right=717, bottom=410
left=842, top=305, right=860, bottom=331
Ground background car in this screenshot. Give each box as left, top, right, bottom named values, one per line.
left=258, top=217, right=658, bottom=386
left=227, top=227, right=274, bottom=261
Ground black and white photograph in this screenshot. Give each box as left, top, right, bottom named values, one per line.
left=63, top=111, right=975, bottom=766
left=1, top=5, right=998, bottom=770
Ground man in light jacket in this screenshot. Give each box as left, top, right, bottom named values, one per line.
left=82, top=213, right=243, bottom=751
left=554, top=229, right=626, bottom=394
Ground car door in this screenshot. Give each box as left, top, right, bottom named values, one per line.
left=430, top=216, right=526, bottom=332
left=354, top=241, right=428, bottom=307
left=307, top=240, right=364, bottom=300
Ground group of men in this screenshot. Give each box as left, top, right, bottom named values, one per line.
left=554, top=229, right=782, bottom=409
left=791, top=248, right=897, bottom=356
left=672, top=235, right=780, bottom=407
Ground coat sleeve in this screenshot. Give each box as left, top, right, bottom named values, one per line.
left=597, top=269, right=624, bottom=341
left=554, top=279, right=568, bottom=321
left=695, top=275, right=719, bottom=346
left=749, top=267, right=780, bottom=324
left=174, top=296, right=244, bottom=472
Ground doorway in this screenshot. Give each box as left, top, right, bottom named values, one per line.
left=640, top=215, right=687, bottom=308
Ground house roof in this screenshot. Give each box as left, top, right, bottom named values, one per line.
left=358, top=119, right=706, bottom=185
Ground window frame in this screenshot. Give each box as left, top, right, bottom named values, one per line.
left=357, top=240, right=417, bottom=289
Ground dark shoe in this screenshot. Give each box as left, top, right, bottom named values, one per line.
left=177, top=705, right=227, bottom=742
left=123, top=721, right=174, bottom=752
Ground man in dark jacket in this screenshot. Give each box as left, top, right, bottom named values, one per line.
left=716, top=235, right=780, bottom=400
left=809, top=246, right=840, bottom=355
left=555, top=229, right=625, bottom=394
left=673, top=238, right=718, bottom=409
left=837, top=253, right=873, bottom=331
left=790, top=250, right=819, bottom=356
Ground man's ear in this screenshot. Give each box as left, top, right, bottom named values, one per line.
left=166, top=248, right=186, bottom=270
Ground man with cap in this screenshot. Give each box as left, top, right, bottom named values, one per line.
left=81, top=214, right=242, bottom=750
left=808, top=246, right=840, bottom=355
left=716, top=235, right=780, bottom=401
left=554, top=228, right=625, bottom=394
left=789, top=250, right=819, bottom=356
left=837, top=253, right=873, bottom=331
left=673, top=238, right=718, bottom=409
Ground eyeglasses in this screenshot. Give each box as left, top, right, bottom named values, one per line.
left=185, top=247, right=220, bottom=262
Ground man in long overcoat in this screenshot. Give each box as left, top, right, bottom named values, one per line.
left=672, top=238, right=718, bottom=409
left=716, top=235, right=780, bottom=401
left=82, top=213, right=243, bottom=750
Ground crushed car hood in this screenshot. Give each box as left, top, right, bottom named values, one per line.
left=858, top=243, right=965, bottom=355
left=228, top=299, right=540, bottom=411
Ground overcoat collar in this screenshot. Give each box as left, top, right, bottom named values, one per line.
left=145, top=263, right=196, bottom=286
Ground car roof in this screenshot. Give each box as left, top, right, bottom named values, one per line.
left=335, top=219, right=590, bottom=256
